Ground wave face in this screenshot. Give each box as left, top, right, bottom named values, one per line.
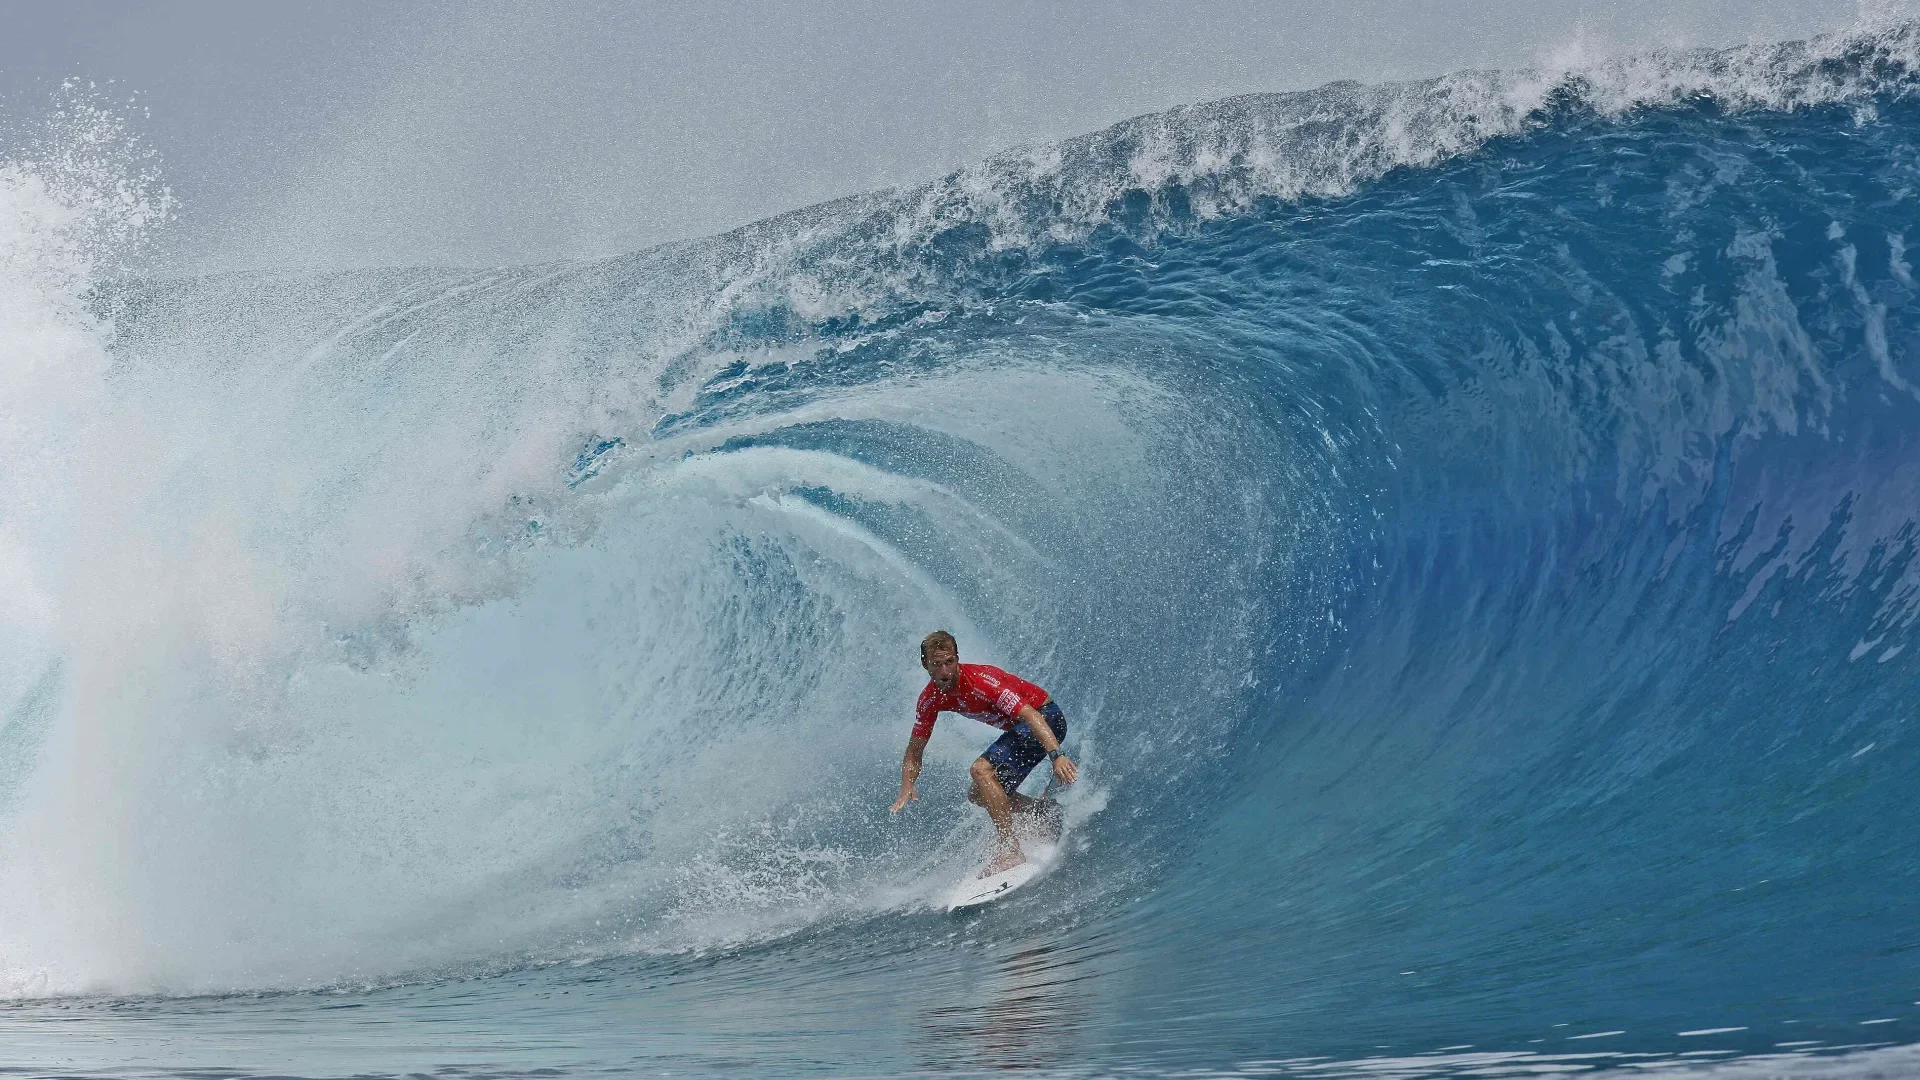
left=7, top=23, right=1920, bottom=1078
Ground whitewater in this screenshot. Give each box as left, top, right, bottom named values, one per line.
left=5, top=21, right=1920, bottom=1078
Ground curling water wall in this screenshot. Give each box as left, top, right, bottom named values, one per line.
left=4, top=23, right=1920, bottom=1078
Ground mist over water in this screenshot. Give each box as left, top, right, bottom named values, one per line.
left=6, top=17, right=1920, bottom=1078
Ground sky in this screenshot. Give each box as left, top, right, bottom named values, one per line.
left=0, top=0, right=1889, bottom=272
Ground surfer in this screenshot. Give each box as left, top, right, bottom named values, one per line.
left=890, top=630, right=1077, bottom=875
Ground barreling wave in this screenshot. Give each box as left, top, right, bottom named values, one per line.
left=3, top=18, right=1920, bottom=1078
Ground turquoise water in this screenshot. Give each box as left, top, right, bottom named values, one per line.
left=4, top=24, right=1920, bottom=1078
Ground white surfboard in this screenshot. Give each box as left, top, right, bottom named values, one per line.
left=946, top=821, right=1063, bottom=910
left=945, top=784, right=1070, bottom=910
left=947, top=857, right=1045, bottom=909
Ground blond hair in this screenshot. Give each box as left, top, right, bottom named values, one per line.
left=920, top=629, right=958, bottom=663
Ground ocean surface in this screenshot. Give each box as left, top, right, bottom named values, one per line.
left=5, top=23, right=1920, bottom=1079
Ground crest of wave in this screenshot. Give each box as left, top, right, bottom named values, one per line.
left=719, top=16, right=1920, bottom=324
left=910, top=18, right=1920, bottom=242
left=365, top=19, right=1920, bottom=364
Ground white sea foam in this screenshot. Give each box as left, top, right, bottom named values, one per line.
left=0, top=87, right=172, bottom=996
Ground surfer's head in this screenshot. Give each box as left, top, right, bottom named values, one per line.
left=920, top=629, right=960, bottom=689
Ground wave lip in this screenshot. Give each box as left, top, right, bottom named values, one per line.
left=557, top=19, right=1920, bottom=354
left=879, top=20, right=1920, bottom=251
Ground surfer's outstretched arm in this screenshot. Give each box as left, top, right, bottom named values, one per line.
left=891, top=735, right=928, bottom=812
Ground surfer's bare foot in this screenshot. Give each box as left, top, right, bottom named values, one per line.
left=980, top=849, right=1026, bottom=877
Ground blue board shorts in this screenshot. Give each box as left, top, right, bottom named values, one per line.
left=980, top=701, right=1067, bottom=797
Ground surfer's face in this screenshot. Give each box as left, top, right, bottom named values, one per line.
left=923, top=648, right=960, bottom=690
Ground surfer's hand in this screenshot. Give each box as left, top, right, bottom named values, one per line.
left=890, top=783, right=918, bottom=813
left=1053, top=755, right=1078, bottom=785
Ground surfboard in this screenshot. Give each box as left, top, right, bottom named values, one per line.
left=945, top=799, right=1065, bottom=910
left=948, top=858, right=1044, bottom=909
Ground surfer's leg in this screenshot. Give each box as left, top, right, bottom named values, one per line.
left=972, top=787, right=1036, bottom=813
left=969, top=786, right=1040, bottom=817
left=969, top=757, right=1024, bottom=873
left=981, top=721, right=1050, bottom=801
left=1000, top=705, right=1067, bottom=844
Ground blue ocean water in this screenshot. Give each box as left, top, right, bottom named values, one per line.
left=5, top=24, right=1920, bottom=1079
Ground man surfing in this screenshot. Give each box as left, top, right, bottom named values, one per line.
left=890, top=630, right=1077, bottom=875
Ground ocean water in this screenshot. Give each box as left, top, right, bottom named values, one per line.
left=5, top=23, right=1920, bottom=1079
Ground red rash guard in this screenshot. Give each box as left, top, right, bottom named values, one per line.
left=912, top=663, right=1050, bottom=740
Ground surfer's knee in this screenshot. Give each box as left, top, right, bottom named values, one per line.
left=969, top=757, right=1001, bottom=798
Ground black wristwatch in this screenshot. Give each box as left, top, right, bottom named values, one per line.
left=1047, top=749, right=1065, bottom=761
